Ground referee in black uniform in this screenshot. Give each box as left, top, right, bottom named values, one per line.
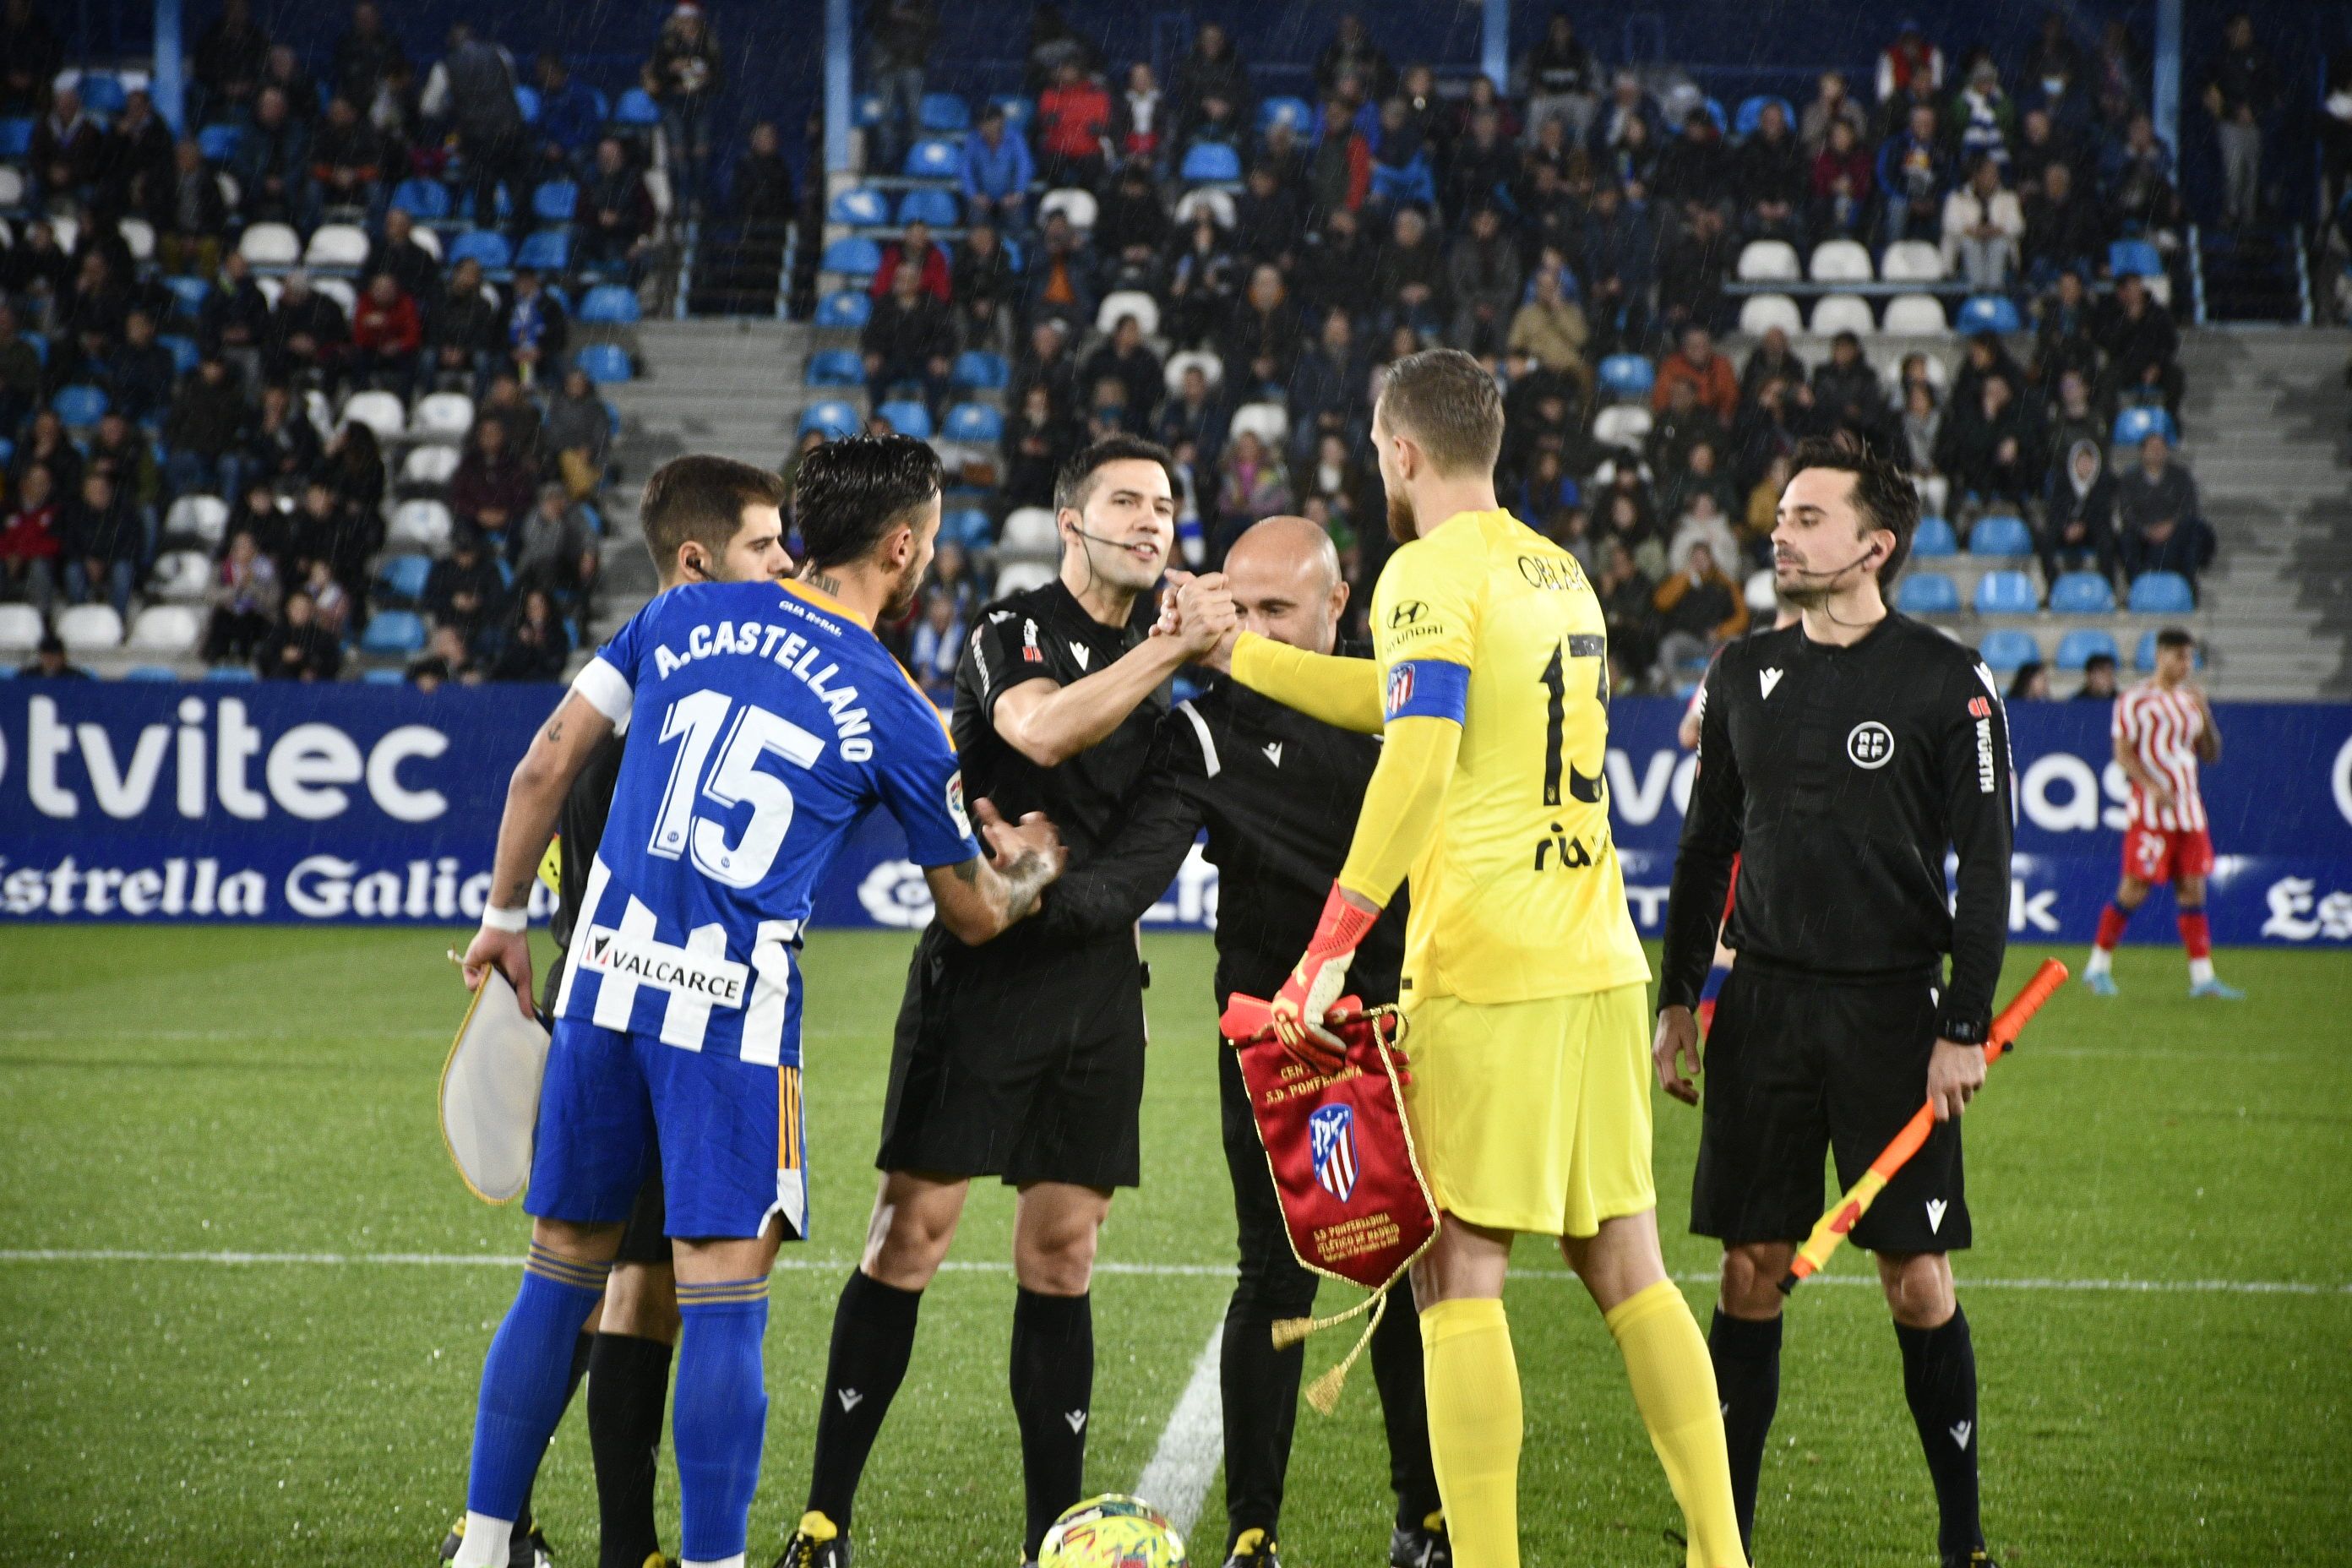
left=438, top=455, right=796, bottom=1568
left=1652, top=437, right=2013, bottom=1568
left=1039, top=515, right=1447, bottom=1568
left=783, top=436, right=1237, bottom=1568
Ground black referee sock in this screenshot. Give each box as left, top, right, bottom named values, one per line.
left=1707, top=1309, right=1783, bottom=1556
left=805, top=1270, right=924, bottom=1533
left=1010, top=1288, right=1093, bottom=1559
left=515, top=1328, right=595, bottom=1539
left=587, top=1331, right=674, bottom=1568
left=1895, top=1304, right=1984, bottom=1559
left=1217, top=1282, right=1308, bottom=1547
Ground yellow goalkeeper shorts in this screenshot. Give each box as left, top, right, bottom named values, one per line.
left=1399, top=983, right=1654, bottom=1238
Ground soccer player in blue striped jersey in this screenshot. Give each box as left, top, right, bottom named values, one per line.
left=455, top=436, right=1066, bottom=1568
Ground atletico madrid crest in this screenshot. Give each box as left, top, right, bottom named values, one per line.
left=1309, top=1103, right=1358, bottom=1202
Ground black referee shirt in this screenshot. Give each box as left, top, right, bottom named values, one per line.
left=1040, top=667, right=1407, bottom=1010
left=550, top=731, right=625, bottom=954
left=943, top=577, right=1168, bottom=961
left=1658, top=612, right=2014, bottom=1043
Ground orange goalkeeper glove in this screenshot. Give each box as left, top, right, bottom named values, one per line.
left=1271, top=884, right=1380, bottom=1068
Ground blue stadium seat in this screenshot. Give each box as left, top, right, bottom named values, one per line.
left=0, top=438, right=12, bottom=467
left=516, top=229, right=571, bottom=271
left=989, top=95, right=1033, bottom=131
left=822, top=237, right=883, bottom=277
left=1257, top=95, right=1314, bottom=136
left=363, top=667, right=410, bottom=684
left=806, top=349, right=865, bottom=386
left=198, top=122, right=243, bottom=163
left=877, top=400, right=933, bottom=439
left=2111, top=406, right=2178, bottom=447
left=532, top=181, right=579, bottom=222
left=816, top=290, right=873, bottom=329
left=918, top=92, right=971, bottom=133
left=1702, top=96, right=1729, bottom=133
left=449, top=230, right=513, bottom=271
left=897, top=187, right=960, bottom=227
left=1734, top=95, right=1796, bottom=137
left=514, top=84, right=542, bottom=124
left=165, top=275, right=211, bottom=316
left=943, top=403, right=1004, bottom=444
left=574, top=343, right=633, bottom=384
left=1896, top=573, right=1961, bottom=614
left=1978, top=628, right=2040, bottom=672
left=1968, top=514, right=2034, bottom=556
left=205, top=664, right=259, bottom=682
left=2126, top=572, right=2195, bottom=613
left=2108, top=239, right=2163, bottom=278
left=1598, top=353, right=1655, bottom=400
left=123, top=665, right=180, bottom=681
left=19, top=331, right=43, bottom=365
left=829, top=187, right=890, bottom=226
left=375, top=554, right=433, bottom=602
left=1911, top=516, right=1958, bottom=558
left=855, top=92, right=888, bottom=128
left=0, top=118, right=32, bottom=160
left=360, top=611, right=428, bottom=655
left=389, top=177, right=451, bottom=220
left=613, top=87, right=661, bottom=126
left=53, top=384, right=108, bottom=427
left=1180, top=143, right=1244, bottom=183
left=77, top=73, right=128, bottom=114
left=1001, top=236, right=1024, bottom=272
left=1973, top=570, right=2039, bottom=614
left=2048, top=572, right=2116, bottom=613
left=903, top=139, right=961, bottom=178
left=2055, top=628, right=2120, bottom=670
left=943, top=508, right=994, bottom=548
left=579, top=284, right=640, bottom=324
left=952, top=349, right=1008, bottom=389
left=1957, top=295, right=2023, bottom=335
left=161, top=335, right=200, bottom=376
left=1369, top=155, right=1436, bottom=208
left=798, top=400, right=861, bottom=438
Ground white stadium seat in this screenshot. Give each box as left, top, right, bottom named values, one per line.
left=1809, top=293, right=1876, bottom=337
left=1037, top=188, right=1098, bottom=230
left=409, top=225, right=444, bottom=261
left=999, top=507, right=1060, bottom=554
left=51, top=215, right=79, bottom=254
left=389, top=499, right=455, bottom=551
left=0, top=169, right=21, bottom=209
left=313, top=278, right=357, bottom=316
left=1227, top=401, right=1288, bottom=448
left=401, top=444, right=463, bottom=487
left=340, top=390, right=408, bottom=440
left=1095, top=290, right=1161, bottom=339
left=302, top=223, right=370, bottom=269
left=1880, top=240, right=1946, bottom=282
left=411, top=391, right=476, bottom=440
left=1162, top=349, right=1223, bottom=393
left=0, top=603, right=43, bottom=652
left=1173, top=188, right=1235, bottom=229
left=1591, top=405, right=1653, bottom=451
left=992, top=559, right=1057, bottom=596
left=237, top=222, right=301, bottom=267
left=117, top=216, right=156, bottom=260
left=1734, top=240, right=1800, bottom=282
left=255, top=275, right=284, bottom=307
left=56, top=604, right=124, bottom=652
left=128, top=604, right=204, bottom=653
left=1809, top=238, right=1874, bottom=282
left=1737, top=293, right=1803, bottom=338
left=1881, top=294, right=1950, bottom=335
left=150, top=549, right=215, bottom=600
left=165, top=493, right=229, bottom=546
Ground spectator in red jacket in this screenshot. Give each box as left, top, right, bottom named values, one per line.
left=449, top=417, right=536, bottom=540
left=1809, top=117, right=1876, bottom=238
left=1652, top=325, right=1740, bottom=423
left=348, top=271, right=423, bottom=398
left=1035, top=59, right=1112, bottom=188
left=868, top=217, right=953, bottom=303
left=0, top=463, right=63, bottom=612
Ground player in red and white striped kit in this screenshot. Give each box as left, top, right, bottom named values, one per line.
left=2083, top=628, right=2242, bottom=998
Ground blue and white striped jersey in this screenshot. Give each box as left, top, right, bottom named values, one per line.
left=554, top=579, right=979, bottom=1063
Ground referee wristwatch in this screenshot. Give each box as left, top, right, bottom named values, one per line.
left=1937, top=1015, right=1988, bottom=1047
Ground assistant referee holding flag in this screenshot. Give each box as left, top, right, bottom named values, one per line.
left=1653, top=436, right=2014, bottom=1568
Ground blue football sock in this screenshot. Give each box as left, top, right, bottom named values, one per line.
left=674, top=1279, right=773, bottom=1565
left=466, top=1245, right=611, bottom=1526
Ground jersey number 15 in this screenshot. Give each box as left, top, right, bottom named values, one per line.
left=646, top=689, right=825, bottom=888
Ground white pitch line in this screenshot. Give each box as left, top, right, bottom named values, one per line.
left=1134, top=1320, right=1226, bottom=1537
left=0, top=1250, right=2344, bottom=1296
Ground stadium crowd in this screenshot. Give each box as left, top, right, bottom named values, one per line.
left=813, top=4, right=2276, bottom=694
left=0, top=0, right=804, bottom=683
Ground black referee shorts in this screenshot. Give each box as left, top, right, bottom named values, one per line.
left=875, top=928, right=1147, bottom=1190
left=543, top=950, right=670, bottom=1268
left=1690, top=961, right=1969, bottom=1255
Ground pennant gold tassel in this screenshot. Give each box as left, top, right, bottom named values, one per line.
left=1300, top=1289, right=1391, bottom=1414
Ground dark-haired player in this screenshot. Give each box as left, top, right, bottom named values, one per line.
left=1654, top=437, right=2014, bottom=1568
left=450, top=434, right=1064, bottom=1568
left=780, top=436, right=1236, bottom=1568
left=442, top=453, right=795, bottom=1568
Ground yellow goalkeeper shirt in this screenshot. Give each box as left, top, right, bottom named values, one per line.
left=1369, top=509, right=1652, bottom=1006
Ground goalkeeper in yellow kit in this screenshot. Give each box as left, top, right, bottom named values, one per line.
left=1190, top=349, right=1745, bottom=1568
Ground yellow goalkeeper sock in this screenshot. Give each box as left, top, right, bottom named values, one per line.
left=1605, top=1280, right=1748, bottom=1568
left=1419, top=1297, right=1522, bottom=1568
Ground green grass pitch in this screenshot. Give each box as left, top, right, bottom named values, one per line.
left=2, top=926, right=2348, bottom=1566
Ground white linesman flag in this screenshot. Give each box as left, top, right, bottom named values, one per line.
left=440, top=969, right=551, bottom=1204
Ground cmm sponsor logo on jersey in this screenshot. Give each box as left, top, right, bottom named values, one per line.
left=579, top=927, right=750, bottom=1008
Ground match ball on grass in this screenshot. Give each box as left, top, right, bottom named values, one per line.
left=1037, top=1494, right=1190, bottom=1568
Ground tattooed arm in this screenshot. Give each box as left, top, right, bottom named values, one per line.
left=459, top=689, right=618, bottom=1015
left=923, top=798, right=1068, bottom=945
